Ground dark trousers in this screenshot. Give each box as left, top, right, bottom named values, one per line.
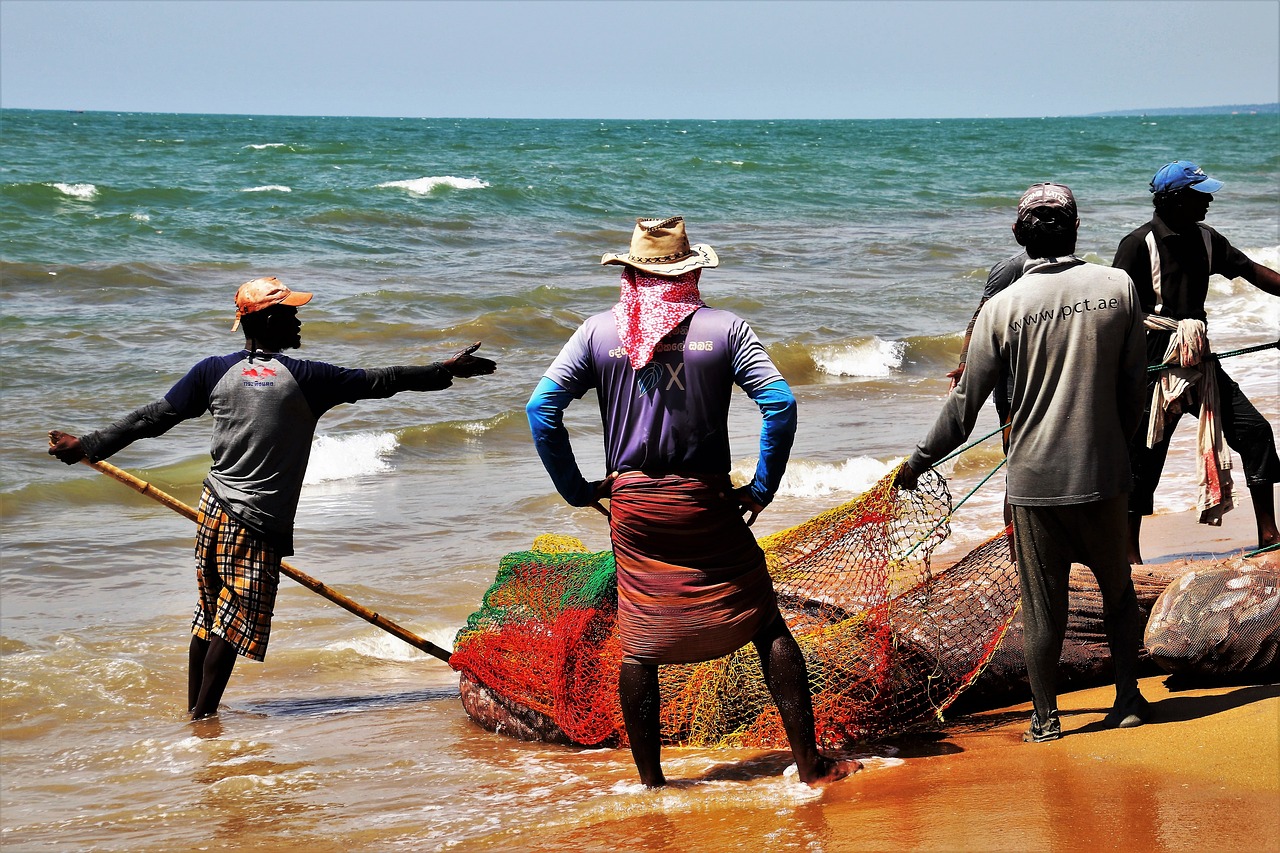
left=1130, top=358, right=1280, bottom=516
left=1011, top=495, right=1143, bottom=721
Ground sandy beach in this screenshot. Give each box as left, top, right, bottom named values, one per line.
left=832, top=497, right=1279, bottom=853
left=482, top=498, right=1278, bottom=853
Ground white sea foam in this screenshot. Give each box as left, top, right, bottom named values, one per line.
left=376, top=176, right=490, bottom=195
left=733, top=456, right=895, bottom=499
left=240, top=185, right=292, bottom=193
left=1205, top=244, right=1280, bottom=340
left=813, top=337, right=905, bottom=377
left=49, top=182, right=98, bottom=200
left=207, top=774, right=283, bottom=793
left=303, top=432, right=398, bottom=485
left=244, top=143, right=288, bottom=150
left=130, top=212, right=150, bottom=222
left=326, top=630, right=449, bottom=661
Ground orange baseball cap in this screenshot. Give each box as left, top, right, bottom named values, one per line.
left=231, top=277, right=313, bottom=331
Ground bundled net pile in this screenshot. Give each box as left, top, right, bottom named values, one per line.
left=451, top=468, right=1020, bottom=749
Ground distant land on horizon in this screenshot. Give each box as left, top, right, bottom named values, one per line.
left=3, top=103, right=1279, bottom=120
left=1088, top=102, right=1278, bottom=117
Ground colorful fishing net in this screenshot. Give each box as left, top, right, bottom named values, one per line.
left=450, top=468, right=1020, bottom=749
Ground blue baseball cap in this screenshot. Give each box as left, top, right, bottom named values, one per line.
left=1150, top=160, right=1223, bottom=194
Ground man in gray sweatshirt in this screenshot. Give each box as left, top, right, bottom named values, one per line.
left=48, top=277, right=496, bottom=720
left=895, top=183, right=1150, bottom=742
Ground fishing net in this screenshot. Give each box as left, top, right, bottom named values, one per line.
left=451, top=468, right=1021, bottom=749
left=1144, top=557, right=1280, bottom=677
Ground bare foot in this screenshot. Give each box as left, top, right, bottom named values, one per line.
left=799, top=756, right=861, bottom=785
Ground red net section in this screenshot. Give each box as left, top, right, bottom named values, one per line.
left=451, top=469, right=1020, bottom=748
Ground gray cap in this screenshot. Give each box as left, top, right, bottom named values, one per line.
left=1016, top=182, right=1077, bottom=222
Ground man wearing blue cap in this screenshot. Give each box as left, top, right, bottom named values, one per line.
left=1113, top=160, right=1280, bottom=563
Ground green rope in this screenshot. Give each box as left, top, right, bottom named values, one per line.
left=902, top=338, right=1277, bottom=560
left=935, top=422, right=1010, bottom=466
left=1147, top=339, right=1279, bottom=373
left=898, top=458, right=1007, bottom=562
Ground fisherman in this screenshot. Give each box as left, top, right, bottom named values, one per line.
left=526, top=217, right=853, bottom=786
left=946, top=212, right=1036, bottom=537
left=946, top=248, right=1030, bottom=412
left=47, top=277, right=496, bottom=719
left=895, top=184, right=1151, bottom=742
left=1112, top=160, right=1280, bottom=563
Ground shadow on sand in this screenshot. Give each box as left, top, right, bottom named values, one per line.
left=246, top=686, right=460, bottom=717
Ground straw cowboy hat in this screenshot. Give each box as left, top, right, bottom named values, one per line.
left=601, top=216, right=719, bottom=276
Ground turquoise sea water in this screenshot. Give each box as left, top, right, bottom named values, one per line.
left=1, top=109, right=1277, bottom=849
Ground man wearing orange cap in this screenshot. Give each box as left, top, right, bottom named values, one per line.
left=48, top=277, right=496, bottom=719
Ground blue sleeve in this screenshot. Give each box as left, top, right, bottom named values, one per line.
left=745, top=379, right=797, bottom=506
left=527, top=376, right=596, bottom=507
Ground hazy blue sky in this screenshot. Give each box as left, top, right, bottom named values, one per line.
left=2, top=0, right=1277, bottom=119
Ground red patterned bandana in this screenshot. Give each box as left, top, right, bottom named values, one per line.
left=612, top=267, right=705, bottom=370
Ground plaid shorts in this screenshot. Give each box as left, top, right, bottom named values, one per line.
left=191, top=488, right=280, bottom=661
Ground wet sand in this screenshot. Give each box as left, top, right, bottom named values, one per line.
left=824, top=497, right=1279, bottom=852
left=493, top=496, right=1279, bottom=853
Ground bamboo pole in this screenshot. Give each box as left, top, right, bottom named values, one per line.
left=82, top=458, right=453, bottom=664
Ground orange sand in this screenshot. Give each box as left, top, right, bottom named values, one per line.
left=504, top=496, right=1279, bottom=853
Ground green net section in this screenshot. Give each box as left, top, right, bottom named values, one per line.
left=451, top=469, right=1019, bottom=748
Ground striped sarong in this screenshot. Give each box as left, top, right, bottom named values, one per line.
left=609, top=471, right=778, bottom=665
left=191, top=488, right=281, bottom=661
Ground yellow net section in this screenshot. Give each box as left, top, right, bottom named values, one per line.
left=451, top=468, right=1019, bottom=749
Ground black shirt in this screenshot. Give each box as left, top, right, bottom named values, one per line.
left=1112, top=212, right=1253, bottom=323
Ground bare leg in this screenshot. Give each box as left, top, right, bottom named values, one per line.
left=1250, top=483, right=1279, bottom=550
left=753, top=614, right=857, bottom=784
left=191, top=635, right=238, bottom=720
left=618, top=662, right=665, bottom=787
left=1126, top=512, right=1144, bottom=565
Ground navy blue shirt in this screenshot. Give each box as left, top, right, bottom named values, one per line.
left=80, top=351, right=450, bottom=553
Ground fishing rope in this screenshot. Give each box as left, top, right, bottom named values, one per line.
left=923, top=335, right=1279, bottom=553
left=1244, top=542, right=1279, bottom=559
left=454, top=340, right=1278, bottom=749
left=897, top=457, right=1007, bottom=563
left=934, top=422, right=1009, bottom=466
left=1146, top=339, right=1279, bottom=373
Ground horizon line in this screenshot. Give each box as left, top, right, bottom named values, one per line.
left=3, top=103, right=1278, bottom=122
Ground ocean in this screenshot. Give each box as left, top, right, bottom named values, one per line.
left=1, top=109, right=1277, bottom=851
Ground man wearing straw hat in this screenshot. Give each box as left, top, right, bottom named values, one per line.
left=48, top=277, right=496, bottom=720
left=527, top=217, right=854, bottom=787
left=1112, top=160, right=1280, bottom=564
left=896, top=184, right=1151, bottom=743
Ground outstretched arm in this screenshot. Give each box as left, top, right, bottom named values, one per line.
left=360, top=343, right=497, bottom=400
left=47, top=399, right=185, bottom=464
left=441, top=341, right=497, bottom=378
left=1245, top=261, right=1280, bottom=298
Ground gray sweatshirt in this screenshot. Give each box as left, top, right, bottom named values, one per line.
left=909, top=257, right=1146, bottom=506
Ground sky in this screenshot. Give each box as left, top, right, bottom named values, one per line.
left=1, top=0, right=1277, bottom=120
